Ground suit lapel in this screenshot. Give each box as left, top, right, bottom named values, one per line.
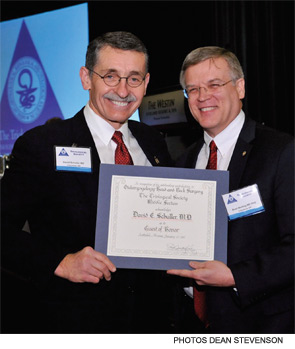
left=128, top=121, right=162, bottom=166
left=189, top=138, right=204, bottom=167
left=69, top=109, right=100, bottom=173
left=227, top=118, right=256, bottom=191
left=65, top=110, right=101, bottom=209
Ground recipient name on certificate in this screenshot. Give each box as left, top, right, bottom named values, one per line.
left=108, top=176, right=216, bottom=261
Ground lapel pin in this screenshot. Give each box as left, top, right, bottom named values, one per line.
left=154, top=156, right=160, bottom=164
left=242, top=151, right=247, bottom=157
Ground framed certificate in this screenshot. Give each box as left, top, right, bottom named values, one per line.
left=95, top=164, right=229, bottom=270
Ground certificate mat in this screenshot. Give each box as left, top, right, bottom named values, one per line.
left=95, top=164, right=229, bottom=270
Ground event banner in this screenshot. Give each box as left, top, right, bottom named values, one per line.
left=95, top=164, right=229, bottom=270
left=0, top=4, right=88, bottom=155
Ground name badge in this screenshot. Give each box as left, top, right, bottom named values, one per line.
left=55, top=146, right=92, bottom=173
left=222, top=184, right=265, bottom=221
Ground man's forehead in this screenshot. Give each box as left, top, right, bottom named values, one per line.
left=96, top=46, right=146, bottom=71
left=98, top=46, right=145, bottom=60
left=185, top=57, right=230, bottom=81
left=196, top=57, right=229, bottom=71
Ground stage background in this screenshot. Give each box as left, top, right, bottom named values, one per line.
left=1, top=0, right=294, bottom=159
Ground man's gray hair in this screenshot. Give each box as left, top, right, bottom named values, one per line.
left=179, top=46, right=244, bottom=88
left=85, top=31, right=149, bottom=74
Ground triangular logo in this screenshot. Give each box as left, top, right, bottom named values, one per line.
left=0, top=20, right=64, bottom=154
left=227, top=194, right=238, bottom=204
left=58, top=148, right=69, bottom=156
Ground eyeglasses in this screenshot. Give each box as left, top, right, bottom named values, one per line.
left=183, top=80, right=233, bottom=99
left=87, top=68, right=146, bottom=88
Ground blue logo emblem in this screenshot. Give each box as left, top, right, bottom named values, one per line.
left=59, top=148, right=69, bottom=156
left=227, top=194, right=238, bottom=204
left=7, top=56, right=47, bottom=124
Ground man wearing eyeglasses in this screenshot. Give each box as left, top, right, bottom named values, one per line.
left=167, top=47, right=294, bottom=333
left=1, top=31, right=174, bottom=333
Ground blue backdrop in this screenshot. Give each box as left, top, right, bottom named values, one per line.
left=0, top=3, right=89, bottom=155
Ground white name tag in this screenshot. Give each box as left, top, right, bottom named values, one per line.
left=55, top=146, right=92, bottom=173
left=222, top=184, right=265, bottom=221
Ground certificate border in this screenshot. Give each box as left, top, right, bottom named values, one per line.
left=95, top=164, right=229, bottom=270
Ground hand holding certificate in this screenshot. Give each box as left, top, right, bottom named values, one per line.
left=95, top=164, right=229, bottom=270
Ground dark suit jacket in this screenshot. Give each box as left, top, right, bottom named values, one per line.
left=1, top=109, right=174, bottom=333
left=176, top=117, right=294, bottom=333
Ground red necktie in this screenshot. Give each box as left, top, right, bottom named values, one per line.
left=193, top=140, right=218, bottom=327
left=112, top=131, right=133, bottom=165
left=193, top=285, right=208, bottom=327
left=206, top=140, right=218, bottom=170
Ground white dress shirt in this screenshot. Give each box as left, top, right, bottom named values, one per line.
left=84, top=102, right=151, bottom=166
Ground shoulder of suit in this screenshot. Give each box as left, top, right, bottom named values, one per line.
left=16, top=109, right=86, bottom=149
left=128, top=119, right=149, bottom=130
left=253, top=120, right=294, bottom=148
left=128, top=119, right=163, bottom=138
left=240, top=117, right=294, bottom=148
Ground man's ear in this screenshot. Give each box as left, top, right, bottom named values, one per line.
left=80, top=66, right=91, bottom=90
left=143, top=72, right=150, bottom=96
left=236, top=78, right=245, bottom=100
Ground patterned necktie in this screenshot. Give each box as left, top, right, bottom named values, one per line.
left=193, top=140, right=218, bottom=327
left=206, top=140, right=218, bottom=170
left=112, top=131, right=133, bottom=165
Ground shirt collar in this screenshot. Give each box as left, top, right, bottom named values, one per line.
left=84, top=102, right=129, bottom=145
left=204, top=110, right=245, bottom=157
